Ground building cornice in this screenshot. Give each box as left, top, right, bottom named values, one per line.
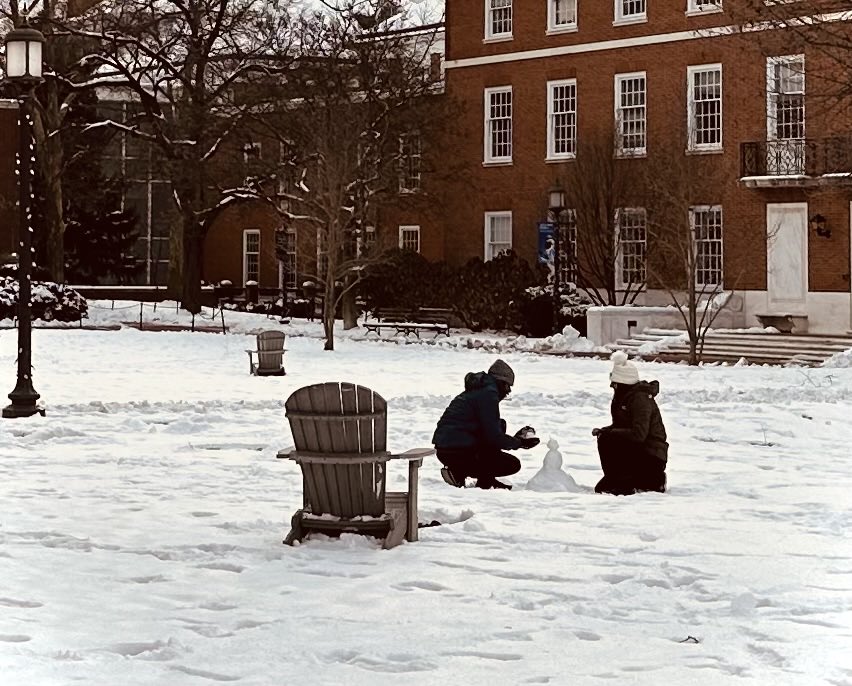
left=444, top=11, right=852, bottom=70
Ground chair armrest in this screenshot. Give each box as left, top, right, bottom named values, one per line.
left=277, top=446, right=295, bottom=459
left=388, top=447, right=435, bottom=462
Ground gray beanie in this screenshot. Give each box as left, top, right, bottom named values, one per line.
left=488, top=359, right=515, bottom=386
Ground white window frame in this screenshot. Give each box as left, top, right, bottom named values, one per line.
left=484, top=211, right=512, bottom=261
left=243, top=229, right=260, bottom=285
left=485, top=0, right=513, bottom=40
left=399, top=225, right=421, bottom=252
left=279, top=229, right=297, bottom=289
left=766, top=54, right=805, bottom=174
left=398, top=132, right=422, bottom=193
left=767, top=54, right=805, bottom=141
left=548, top=0, right=578, bottom=32
left=614, top=0, right=646, bottom=24
left=687, top=64, right=723, bottom=152
left=615, top=71, right=647, bottom=157
left=546, top=79, right=577, bottom=161
left=484, top=86, right=513, bottom=164
left=615, top=208, right=646, bottom=290
left=690, top=205, right=724, bottom=289
left=687, top=0, right=723, bottom=16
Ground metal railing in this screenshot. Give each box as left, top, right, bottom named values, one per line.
left=741, top=137, right=852, bottom=177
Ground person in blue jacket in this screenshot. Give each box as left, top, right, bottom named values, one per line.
left=432, top=359, right=540, bottom=490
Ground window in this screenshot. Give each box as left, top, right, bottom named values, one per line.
left=616, top=208, right=646, bottom=288
left=687, top=64, right=722, bottom=152
left=615, top=0, right=646, bottom=23
left=559, top=210, right=578, bottom=285
left=399, top=225, right=421, bottom=252
left=687, top=0, right=722, bottom=13
left=356, top=226, right=376, bottom=258
left=615, top=72, right=646, bottom=156
left=549, top=0, right=577, bottom=31
left=691, top=206, right=723, bottom=288
left=484, top=87, right=513, bottom=163
left=485, top=211, right=512, bottom=260
left=243, top=141, right=262, bottom=164
left=399, top=133, right=422, bottom=193
left=316, top=227, right=328, bottom=278
left=547, top=79, right=577, bottom=160
left=278, top=229, right=297, bottom=289
left=767, top=55, right=805, bottom=174
left=243, top=229, right=260, bottom=285
left=486, top=0, right=512, bottom=39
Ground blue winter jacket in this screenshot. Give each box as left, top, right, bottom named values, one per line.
left=432, top=372, right=522, bottom=451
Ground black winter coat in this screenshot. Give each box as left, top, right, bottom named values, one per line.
left=606, top=381, right=668, bottom=463
left=432, top=372, right=522, bottom=451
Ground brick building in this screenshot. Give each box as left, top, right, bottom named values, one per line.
left=437, top=0, right=852, bottom=334
left=0, top=101, right=19, bottom=260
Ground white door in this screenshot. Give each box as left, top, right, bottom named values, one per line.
left=766, top=203, right=808, bottom=313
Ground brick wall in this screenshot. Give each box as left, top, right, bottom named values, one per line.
left=440, top=0, right=852, bottom=297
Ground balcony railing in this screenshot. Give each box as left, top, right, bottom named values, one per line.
left=740, top=137, right=852, bottom=183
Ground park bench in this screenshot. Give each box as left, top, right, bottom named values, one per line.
left=363, top=307, right=452, bottom=338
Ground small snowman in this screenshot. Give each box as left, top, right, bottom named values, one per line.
left=526, top=438, right=581, bottom=492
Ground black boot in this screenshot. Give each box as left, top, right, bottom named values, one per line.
left=475, top=476, right=512, bottom=490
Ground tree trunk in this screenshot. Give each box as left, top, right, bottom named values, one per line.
left=181, top=226, right=203, bottom=314
left=323, top=279, right=336, bottom=350
left=342, top=284, right=358, bottom=329
left=30, top=91, right=66, bottom=282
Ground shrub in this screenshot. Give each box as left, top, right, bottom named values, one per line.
left=0, top=277, right=88, bottom=322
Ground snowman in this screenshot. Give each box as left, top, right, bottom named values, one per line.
left=526, top=438, right=581, bottom=492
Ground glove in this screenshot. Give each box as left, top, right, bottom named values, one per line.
left=519, top=436, right=540, bottom=449
left=514, top=425, right=536, bottom=439
left=591, top=428, right=602, bottom=437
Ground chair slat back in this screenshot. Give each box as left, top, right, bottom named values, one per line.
left=285, top=383, right=388, bottom=517
left=256, top=331, right=286, bottom=372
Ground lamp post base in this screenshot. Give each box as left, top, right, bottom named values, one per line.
left=3, top=387, right=45, bottom=418
left=2, top=402, right=45, bottom=418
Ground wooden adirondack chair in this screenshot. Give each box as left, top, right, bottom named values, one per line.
left=277, top=382, right=434, bottom=549
left=246, top=330, right=286, bottom=376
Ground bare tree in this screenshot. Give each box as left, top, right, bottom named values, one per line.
left=253, top=3, right=447, bottom=349
left=64, top=0, right=292, bottom=311
left=642, top=144, right=741, bottom=365
left=1, top=0, right=114, bottom=281
left=561, top=129, right=647, bottom=305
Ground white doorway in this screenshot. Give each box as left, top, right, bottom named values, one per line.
left=766, top=203, right=808, bottom=313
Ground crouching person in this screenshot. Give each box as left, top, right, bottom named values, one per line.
left=592, top=351, right=668, bottom=496
left=433, top=359, right=539, bottom=490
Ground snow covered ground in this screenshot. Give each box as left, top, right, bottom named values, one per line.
left=1, top=304, right=851, bottom=685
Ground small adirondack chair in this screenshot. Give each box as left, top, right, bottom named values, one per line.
left=277, top=382, right=434, bottom=549
left=246, top=330, right=286, bottom=376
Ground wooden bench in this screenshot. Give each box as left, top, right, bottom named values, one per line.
left=363, top=307, right=452, bottom=338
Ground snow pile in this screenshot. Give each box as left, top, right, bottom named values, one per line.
left=822, top=348, right=852, bottom=368
left=636, top=332, right=688, bottom=355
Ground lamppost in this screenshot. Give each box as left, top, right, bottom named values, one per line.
left=548, top=183, right=566, bottom=334
left=3, top=22, right=45, bottom=419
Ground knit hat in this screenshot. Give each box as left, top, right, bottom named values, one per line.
left=609, top=350, right=639, bottom=385
left=488, top=359, right=515, bottom=386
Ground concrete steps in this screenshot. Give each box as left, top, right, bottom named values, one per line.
left=607, top=328, right=852, bottom=366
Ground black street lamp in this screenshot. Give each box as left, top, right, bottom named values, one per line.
left=3, top=22, right=45, bottom=419
left=548, top=183, right=566, bottom=334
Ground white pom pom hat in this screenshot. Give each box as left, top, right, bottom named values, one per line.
left=609, top=350, right=639, bottom=385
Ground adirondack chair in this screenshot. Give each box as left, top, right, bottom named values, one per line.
left=246, top=330, right=287, bottom=376
left=277, top=382, right=434, bottom=549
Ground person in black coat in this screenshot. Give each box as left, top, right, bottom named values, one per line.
left=592, top=351, right=668, bottom=496
left=433, top=359, right=540, bottom=490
